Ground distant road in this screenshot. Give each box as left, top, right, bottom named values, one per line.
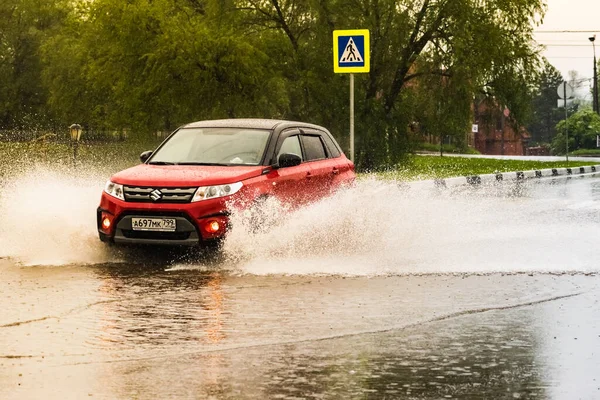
left=418, top=152, right=600, bottom=163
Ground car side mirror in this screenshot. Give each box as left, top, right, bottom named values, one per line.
left=278, top=153, right=302, bottom=168
left=140, top=150, right=153, bottom=163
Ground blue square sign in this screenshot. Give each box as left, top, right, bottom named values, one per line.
left=333, top=30, right=370, bottom=73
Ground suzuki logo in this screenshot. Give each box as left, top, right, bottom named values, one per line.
left=150, top=189, right=163, bottom=201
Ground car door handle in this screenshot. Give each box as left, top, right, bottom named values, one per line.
left=306, top=172, right=312, bottom=179
left=332, top=167, right=339, bottom=175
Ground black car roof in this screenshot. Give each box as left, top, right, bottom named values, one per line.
left=182, top=118, right=327, bottom=132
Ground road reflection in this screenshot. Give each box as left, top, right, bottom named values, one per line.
left=93, top=263, right=228, bottom=351
left=1, top=260, right=598, bottom=399
left=86, top=270, right=600, bottom=398
left=236, top=307, right=548, bottom=399
left=88, top=296, right=572, bottom=399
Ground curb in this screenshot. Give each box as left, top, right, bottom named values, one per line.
left=406, top=164, right=600, bottom=190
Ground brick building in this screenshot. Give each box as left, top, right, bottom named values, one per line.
left=472, top=102, right=531, bottom=156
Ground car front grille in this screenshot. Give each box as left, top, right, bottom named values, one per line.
left=123, top=186, right=196, bottom=203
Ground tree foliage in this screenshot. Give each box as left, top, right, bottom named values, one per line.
left=527, top=60, right=564, bottom=144
left=1, top=0, right=547, bottom=168
left=551, top=109, right=600, bottom=155
left=42, top=0, right=289, bottom=135
left=0, top=0, right=67, bottom=129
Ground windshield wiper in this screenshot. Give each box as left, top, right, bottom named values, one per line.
left=148, top=161, right=177, bottom=165
left=176, top=162, right=230, bottom=166
left=148, top=161, right=234, bottom=166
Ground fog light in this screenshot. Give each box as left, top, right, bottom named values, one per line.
left=204, top=220, right=220, bottom=233
left=102, top=217, right=111, bottom=230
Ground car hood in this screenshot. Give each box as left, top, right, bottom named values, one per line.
left=111, top=164, right=266, bottom=187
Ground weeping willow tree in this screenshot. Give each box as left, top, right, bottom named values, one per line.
left=42, top=0, right=291, bottom=135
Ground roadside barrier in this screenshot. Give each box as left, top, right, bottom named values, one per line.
left=406, top=165, right=600, bottom=190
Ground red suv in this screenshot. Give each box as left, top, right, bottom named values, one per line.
left=97, top=119, right=355, bottom=247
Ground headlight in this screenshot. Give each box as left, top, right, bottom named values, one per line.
left=104, top=181, right=124, bottom=201
left=192, top=182, right=243, bottom=202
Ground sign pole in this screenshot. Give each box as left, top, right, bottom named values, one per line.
left=350, top=73, right=355, bottom=162
left=557, top=81, right=572, bottom=163
left=564, top=82, right=568, bottom=163
left=333, top=29, right=369, bottom=164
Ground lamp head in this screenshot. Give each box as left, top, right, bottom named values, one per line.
left=69, top=123, right=82, bottom=141
left=590, top=35, right=596, bottom=43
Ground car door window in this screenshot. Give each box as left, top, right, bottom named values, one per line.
left=302, top=135, right=327, bottom=161
left=277, top=135, right=303, bottom=161
left=321, top=133, right=341, bottom=158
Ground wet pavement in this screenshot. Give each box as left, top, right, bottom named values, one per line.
left=1, top=173, right=600, bottom=399
left=1, top=261, right=599, bottom=399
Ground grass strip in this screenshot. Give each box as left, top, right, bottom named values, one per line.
left=373, top=155, right=597, bottom=181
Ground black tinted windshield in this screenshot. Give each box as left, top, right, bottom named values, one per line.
left=149, top=128, right=271, bottom=166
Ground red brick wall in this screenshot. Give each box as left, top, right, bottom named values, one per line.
left=473, top=103, right=529, bottom=156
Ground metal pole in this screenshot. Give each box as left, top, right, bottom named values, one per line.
left=73, top=141, right=77, bottom=167
left=590, top=36, right=598, bottom=114
left=349, top=73, right=355, bottom=162
left=564, top=82, right=569, bottom=163
left=594, top=43, right=599, bottom=114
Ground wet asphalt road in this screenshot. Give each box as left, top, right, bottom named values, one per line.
left=1, top=263, right=599, bottom=399
left=1, top=174, right=600, bottom=399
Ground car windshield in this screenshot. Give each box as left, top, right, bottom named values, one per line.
left=148, top=128, right=271, bottom=166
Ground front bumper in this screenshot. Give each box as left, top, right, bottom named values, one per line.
left=97, top=193, right=230, bottom=247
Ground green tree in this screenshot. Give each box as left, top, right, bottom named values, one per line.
left=0, top=0, right=67, bottom=131
left=551, top=108, right=600, bottom=155
left=527, top=60, right=564, bottom=144
left=234, top=0, right=350, bottom=144
left=358, top=0, right=543, bottom=168
left=43, top=0, right=289, bottom=134
left=34, top=0, right=546, bottom=169
left=237, top=0, right=545, bottom=169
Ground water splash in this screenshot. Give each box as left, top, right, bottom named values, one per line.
left=0, top=167, right=114, bottom=265
left=222, top=177, right=600, bottom=275
left=1, top=167, right=598, bottom=274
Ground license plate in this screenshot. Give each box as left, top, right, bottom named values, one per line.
left=131, top=217, right=176, bottom=232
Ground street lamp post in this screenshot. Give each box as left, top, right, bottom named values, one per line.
left=69, top=123, right=82, bottom=167
left=590, top=35, right=599, bottom=115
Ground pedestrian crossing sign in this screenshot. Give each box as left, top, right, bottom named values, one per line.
left=333, top=29, right=370, bottom=73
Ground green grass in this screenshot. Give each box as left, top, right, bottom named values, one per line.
left=415, top=142, right=480, bottom=155
left=569, top=149, right=600, bottom=156
left=0, top=140, right=160, bottom=181
left=373, top=155, right=598, bottom=181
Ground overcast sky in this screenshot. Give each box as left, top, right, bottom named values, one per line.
left=535, top=0, right=599, bottom=98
